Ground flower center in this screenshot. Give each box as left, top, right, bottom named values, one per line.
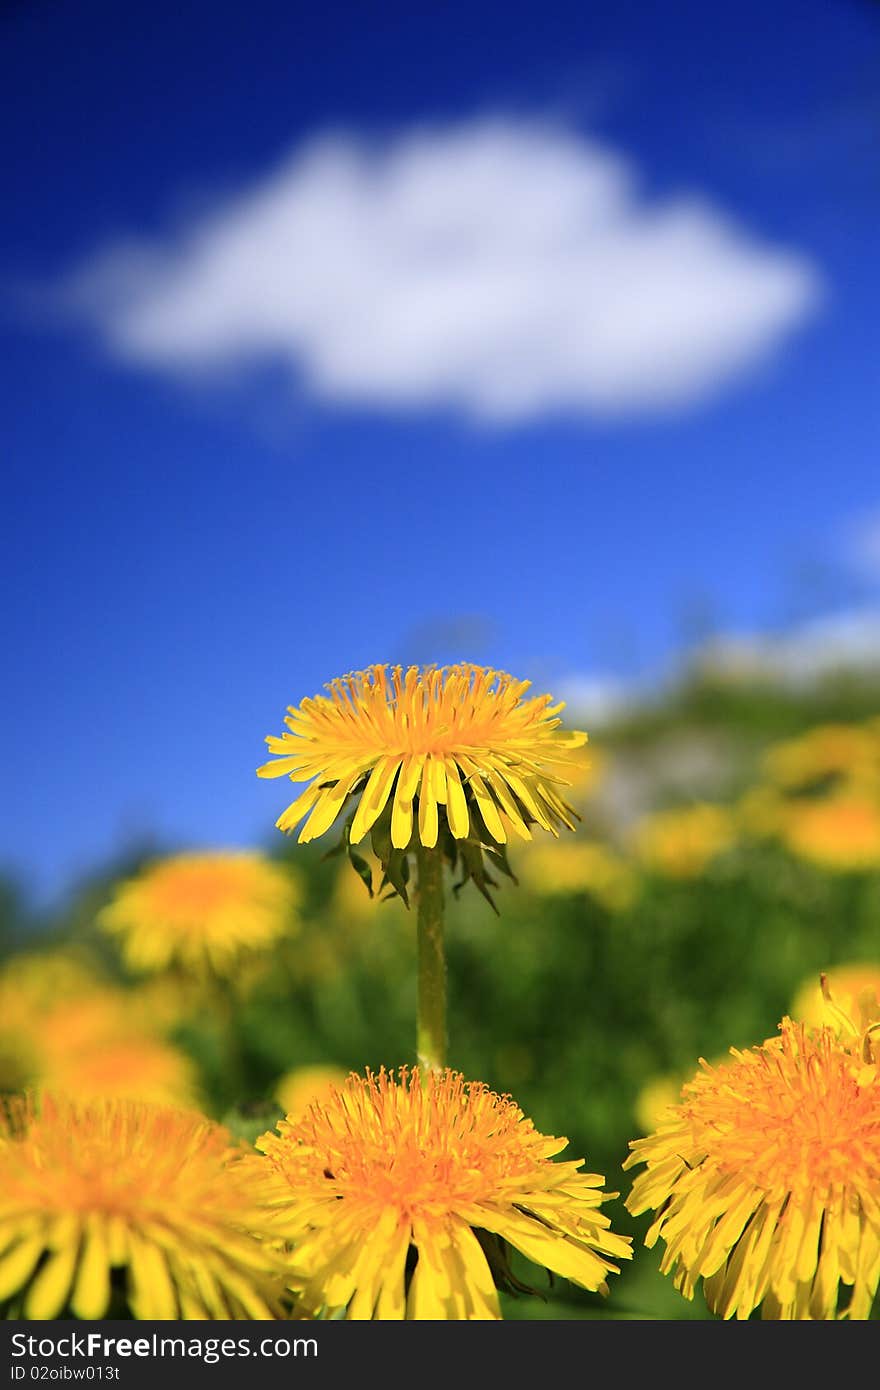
left=687, top=1030, right=880, bottom=1195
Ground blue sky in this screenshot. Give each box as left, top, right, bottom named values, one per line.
left=3, top=0, right=879, bottom=904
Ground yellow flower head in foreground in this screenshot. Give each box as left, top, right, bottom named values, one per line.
left=258, top=664, right=587, bottom=853
left=780, top=796, right=880, bottom=872
left=625, top=1019, right=880, bottom=1319
left=0, top=1096, right=286, bottom=1319
left=632, top=803, right=735, bottom=879
left=98, top=851, right=300, bottom=978
left=250, top=1067, right=631, bottom=1319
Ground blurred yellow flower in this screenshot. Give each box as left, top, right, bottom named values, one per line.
left=632, top=1073, right=685, bottom=1134
left=98, top=851, right=300, bottom=978
left=0, top=972, right=107, bottom=1092
left=790, top=964, right=880, bottom=1040
left=258, top=664, right=587, bottom=851
left=274, top=1064, right=350, bottom=1121
left=761, top=722, right=880, bottom=794
left=249, top=1066, right=631, bottom=1319
left=625, top=1018, right=880, bottom=1319
left=780, top=796, right=880, bottom=871
left=631, top=803, right=735, bottom=879
left=46, top=1036, right=200, bottom=1109
left=517, top=839, right=637, bottom=912
left=0, top=964, right=198, bottom=1106
left=0, top=1096, right=286, bottom=1319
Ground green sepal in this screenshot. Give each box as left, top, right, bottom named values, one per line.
left=473, top=1230, right=548, bottom=1300
left=378, top=848, right=410, bottom=908
left=484, top=841, right=519, bottom=885
left=347, top=849, right=374, bottom=898
left=453, top=837, right=501, bottom=913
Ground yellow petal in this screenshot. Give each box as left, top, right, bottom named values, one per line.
left=70, top=1219, right=110, bottom=1320
left=299, top=774, right=361, bottom=843
left=276, top=781, right=324, bottom=834
left=0, top=1236, right=45, bottom=1302
left=443, top=759, right=470, bottom=839
left=349, top=757, right=402, bottom=844
left=418, top=759, right=439, bottom=848
left=25, top=1239, right=80, bottom=1319
left=128, top=1233, right=177, bottom=1319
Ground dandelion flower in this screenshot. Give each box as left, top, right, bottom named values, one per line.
left=46, top=1036, right=199, bottom=1109
left=98, top=851, right=300, bottom=978
left=761, top=723, right=880, bottom=794
left=258, top=664, right=587, bottom=853
left=780, top=796, right=880, bottom=872
left=0, top=1096, right=286, bottom=1319
left=249, top=1066, right=630, bottom=1319
left=0, top=971, right=195, bottom=1105
left=624, top=1019, right=880, bottom=1319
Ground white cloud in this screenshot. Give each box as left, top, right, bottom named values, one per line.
left=57, top=117, right=824, bottom=423
left=561, top=607, right=880, bottom=729
left=695, top=608, right=880, bottom=686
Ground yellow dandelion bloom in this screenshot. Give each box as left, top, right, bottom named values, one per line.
left=631, top=803, right=735, bottom=879
left=274, top=1065, right=350, bottom=1122
left=517, top=840, right=637, bottom=912
left=39, top=989, right=183, bottom=1065
left=780, top=796, right=880, bottom=871
left=249, top=1066, right=631, bottom=1320
left=258, top=664, right=587, bottom=852
left=98, top=851, right=300, bottom=977
left=46, top=1036, right=199, bottom=1109
left=625, top=1019, right=880, bottom=1319
left=761, top=723, right=880, bottom=794
left=0, top=1095, right=286, bottom=1320
left=790, top=965, right=880, bottom=1038
left=0, top=960, right=198, bottom=1107
left=0, top=972, right=178, bottom=1101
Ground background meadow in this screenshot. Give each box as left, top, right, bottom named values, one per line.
left=3, top=0, right=879, bottom=1321
left=3, top=663, right=880, bottom=1318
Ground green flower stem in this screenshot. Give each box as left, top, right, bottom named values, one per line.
left=415, top=843, right=447, bottom=1072
left=210, top=974, right=246, bottom=1107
